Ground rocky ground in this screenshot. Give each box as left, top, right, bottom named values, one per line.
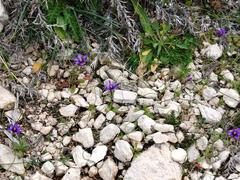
left=0, top=41, right=239, bottom=180
left=1, top=0, right=240, bottom=180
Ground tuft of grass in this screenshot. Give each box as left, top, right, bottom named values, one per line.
left=12, top=137, right=29, bottom=157
left=164, top=113, right=181, bottom=127
left=143, top=106, right=155, bottom=119
left=179, top=134, right=195, bottom=149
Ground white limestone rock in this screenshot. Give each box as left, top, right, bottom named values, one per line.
left=114, top=140, right=133, bottom=162
left=72, top=128, right=94, bottom=148
left=219, top=88, right=240, bottom=108
left=99, top=158, right=118, bottom=180
left=202, top=87, right=217, bottom=101
left=171, top=148, right=187, bottom=163
left=198, top=104, right=222, bottom=124
left=72, top=95, right=89, bottom=108
left=155, top=101, right=181, bottom=117
left=0, top=86, right=16, bottom=109
left=201, top=43, right=223, bottom=60
left=137, top=115, right=156, bottom=134
left=113, top=90, right=137, bottom=104
left=221, top=70, right=234, bottom=81
left=72, top=146, right=91, bottom=168
left=0, top=144, right=25, bottom=175
left=187, top=144, right=200, bottom=162
left=124, top=144, right=182, bottom=180
left=137, top=88, right=158, bottom=99
left=100, top=124, right=120, bottom=144
left=59, top=104, right=78, bottom=117
left=62, top=168, right=81, bottom=180
left=41, top=161, right=55, bottom=175
left=88, top=145, right=108, bottom=166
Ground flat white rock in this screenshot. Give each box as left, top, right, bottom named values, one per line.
left=155, top=101, right=181, bottom=117
left=114, top=140, right=133, bottom=162
left=113, top=90, right=137, bottom=104
left=201, top=43, right=223, bottom=60
left=30, top=171, right=51, bottom=180
left=137, top=115, right=156, bottom=134
left=124, top=144, right=182, bottom=180
left=72, top=146, right=91, bottom=168
left=62, top=168, right=81, bottom=180
left=187, top=144, right=200, bottom=162
left=59, top=104, right=78, bottom=117
left=198, top=104, right=222, bottom=123
left=202, top=87, right=217, bottom=101
left=72, top=95, right=89, bottom=108
left=219, top=88, right=240, bottom=108
left=0, top=86, right=16, bottom=109
left=100, top=124, right=120, bottom=144
left=72, top=128, right=94, bottom=148
left=99, top=158, right=118, bottom=180
left=137, top=88, right=158, bottom=99
left=221, top=70, right=234, bottom=81
left=0, top=144, right=25, bottom=175
left=88, top=145, right=108, bottom=166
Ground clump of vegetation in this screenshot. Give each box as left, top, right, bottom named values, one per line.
left=164, top=113, right=181, bottom=127
left=12, top=137, right=29, bottom=157
left=130, top=0, right=198, bottom=71
left=179, top=134, right=195, bottom=149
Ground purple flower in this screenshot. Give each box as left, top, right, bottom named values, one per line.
left=216, top=28, right=228, bottom=37
left=186, top=75, right=193, bottom=82
left=104, top=80, right=119, bottom=92
left=73, top=54, right=88, bottom=67
left=227, top=128, right=240, bottom=140
left=8, top=123, right=22, bottom=135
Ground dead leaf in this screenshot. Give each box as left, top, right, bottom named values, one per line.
left=150, top=63, right=158, bottom=73
left=32, top=59, right=43, bottom=73
left=211, top=0, right=222, bottom=11
left=136, top=61, right=147, bottom=77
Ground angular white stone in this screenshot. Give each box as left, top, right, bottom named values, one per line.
left=94, top=114, right=106, bottom=129
left=137, top=115, right=156, bottom=134
left=219, top=88, right=240, bottom=108
left=0, top=86, right=16, bottom=109
left=120, top=122, right=136, bottom=133
left=152, top=132, right=169, bottom=144
left=171, top=148, right=187, bottom=163
left=99, top=158, right=118, bottom=180
left=137, top=88, right=158, bottom=99
left=201, top=43, right=223, bottom=60
left=137, top=98, right=155, bottom=106
left=154, top=124, right=174, bottom=133
left=155, top=101, right=181, bottom=117
left=221, top=70, right=234, bottom=81
left=62, top=168, right=81, bottom=180
left=86, top=93, right=103, bottom=106
left=127, top=131, right=143, bottom=142
left=59, top=104, right=78, bottom=117
left=124, top=144, right=182, bottom=180
left=196, top=136, right=208, bottom=151
left=72, top=128, right=94, bottom=148
left=124, top=110, right=144, bottom=122
left=100, top=124, right=120, bottom=144
left=72, top=95, right=89, bottom=108
left=198, top=104, right=222, bottom=124
left=88, top=145, right=108, bottom=166
left=72, top=146, right=91, bottom=168
left=187, top=144, right=200, bottom=162
left=113, top=90, right=137, bottom=104
left=30, top=171, right=51, bottom=180
left=0, top=144, right=25, bottom=175
left=114, top=140, right=133, bottom=162
left=202, top=87, right=217, bottom=101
